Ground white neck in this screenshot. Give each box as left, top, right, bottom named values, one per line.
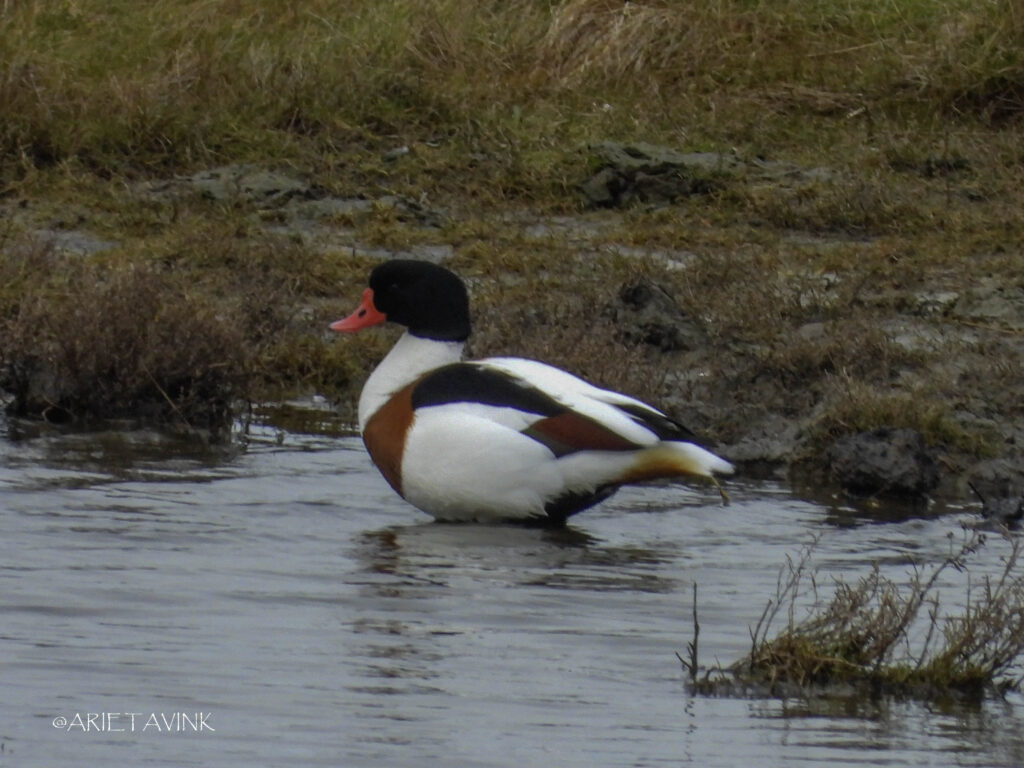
left=357, top=332, right=465, bottom=431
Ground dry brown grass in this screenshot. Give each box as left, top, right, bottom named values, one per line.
left=686, top=529, right=1024, bottom=698
left=0, top=252, right=247, bottom=428
left=2, top=0, right=1022, bottom=181
left=740, top=530, right=1024, bottom=695
left=0, top=226, right=376, bottom=428
left=537, top=0, right=1024, bottom=116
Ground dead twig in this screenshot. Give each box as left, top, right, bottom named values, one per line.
left=676, top=583, right=701, bottom=683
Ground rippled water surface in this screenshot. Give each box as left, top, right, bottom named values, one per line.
left=2, top=408, right=1023, bottom=767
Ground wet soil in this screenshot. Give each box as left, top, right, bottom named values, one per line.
left=3, top=156, right=1022, bottom=513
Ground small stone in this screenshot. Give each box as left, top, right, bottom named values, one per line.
left=383, top=145, right=410, bottom=161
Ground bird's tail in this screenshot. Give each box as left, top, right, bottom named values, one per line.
left=623, top=442, right=734, bottom=483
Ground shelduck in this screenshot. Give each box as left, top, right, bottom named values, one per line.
left=331, top=259, right=733, bottom=524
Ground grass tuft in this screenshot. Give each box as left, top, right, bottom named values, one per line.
left=0, top=254, right=246, bottom=429
left=805, top=376, right=1002, bottom=461
left=687, top=529, right=1024, bottom=699
left=3, top=0, right=1023, bottom=181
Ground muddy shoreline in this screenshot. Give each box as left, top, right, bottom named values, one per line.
left=2, top=155, right=1022, bottom=513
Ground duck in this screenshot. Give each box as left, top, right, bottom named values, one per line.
left=330, top=259, right=734, bottom=524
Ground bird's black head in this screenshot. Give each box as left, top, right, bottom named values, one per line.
left=367, top=260, right=471, bottom=342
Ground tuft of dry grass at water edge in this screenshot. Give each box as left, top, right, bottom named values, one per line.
left=681, top=528, right=1024, bottom=699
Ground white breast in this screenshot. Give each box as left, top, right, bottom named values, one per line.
left=357, top=332, right=464, bottom=431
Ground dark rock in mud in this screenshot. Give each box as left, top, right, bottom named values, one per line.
left=973, top=491, right=1024, bottom=524
left=604, top=279, right=706, bottom=351
left=0, top=358, right=68, bottom=422
left=581, top=143, right=735, bottom=207
left=580, top=141, right=833, bottom=208
left=827, top=427, right=940, bottom=497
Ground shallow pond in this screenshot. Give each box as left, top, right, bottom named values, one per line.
left=2, top=405, right=1023, bottom=767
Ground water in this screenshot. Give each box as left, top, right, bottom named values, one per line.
left=2, top=406, right=1023, bottom=767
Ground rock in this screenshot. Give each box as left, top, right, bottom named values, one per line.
left=909, top=290, right=960, bottom=316
left=283, top=197, right=375, bottom=221
left=580, top=141, right=834, bottom=208
left=32, top=228, right=117, bottom=257
left=827, top=427, right=940, bottom=497
left=951, top=278, right=1024, bottom=332
left=383, top=145, right=410, bottom=161
left=579, top=167, right=622, bottom=207
left=580, top=143, right=734, bottom=207
left=604, top=279, right=706, bottom=351
left=135, top=164, right=311, bottom=204
left=972, top=489, right=1024, bottom=524
left=136, top=165, right=445, bottom=226
left=795, top=321, right=826, bottom=341
left=187, top=165, right=312, bottom=203
left=132, top=165, right=448, bottom=261
left=0, top=357, right=70, bottom=422
left=392, top=244, right=454, bottom=264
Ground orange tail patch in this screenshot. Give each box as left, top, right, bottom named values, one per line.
left=620, top=445, right=710, bottom=483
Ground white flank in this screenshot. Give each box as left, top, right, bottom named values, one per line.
left=401, top=408, right=563, bottom=521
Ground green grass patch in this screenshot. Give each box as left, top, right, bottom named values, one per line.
left=3, top=0, right=1022, bottom=185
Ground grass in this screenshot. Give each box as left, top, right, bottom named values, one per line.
left=804, top=376, right=1003, bottom=461
left=0, top=223, right=378, bottom=429
left=0, top=246, right=246, bottom=429
left=466, top=255, right=666, bottom=403
left=0, top=0, right=1022, bottom=472
left=684, top=529, right=1024, bottom=699
left=2, top=0, right=1022, bottom=183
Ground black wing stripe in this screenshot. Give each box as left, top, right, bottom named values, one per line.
left=411, top=363, right=563, bottom=416
left=410, top=362, right=716, bottom=452
left=612, top=402, right=711, bottom=448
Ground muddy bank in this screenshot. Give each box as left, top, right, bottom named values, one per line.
left=1, top=151, right=1022, bottom=510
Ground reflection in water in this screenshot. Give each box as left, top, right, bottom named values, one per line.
left=1, top=412, right=1023, bottom=767
left=358, top=522, right=675, bottom=593
left=791, top=478, right=980, bottom=530
left=750, top=695, right=1024, bottom=766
